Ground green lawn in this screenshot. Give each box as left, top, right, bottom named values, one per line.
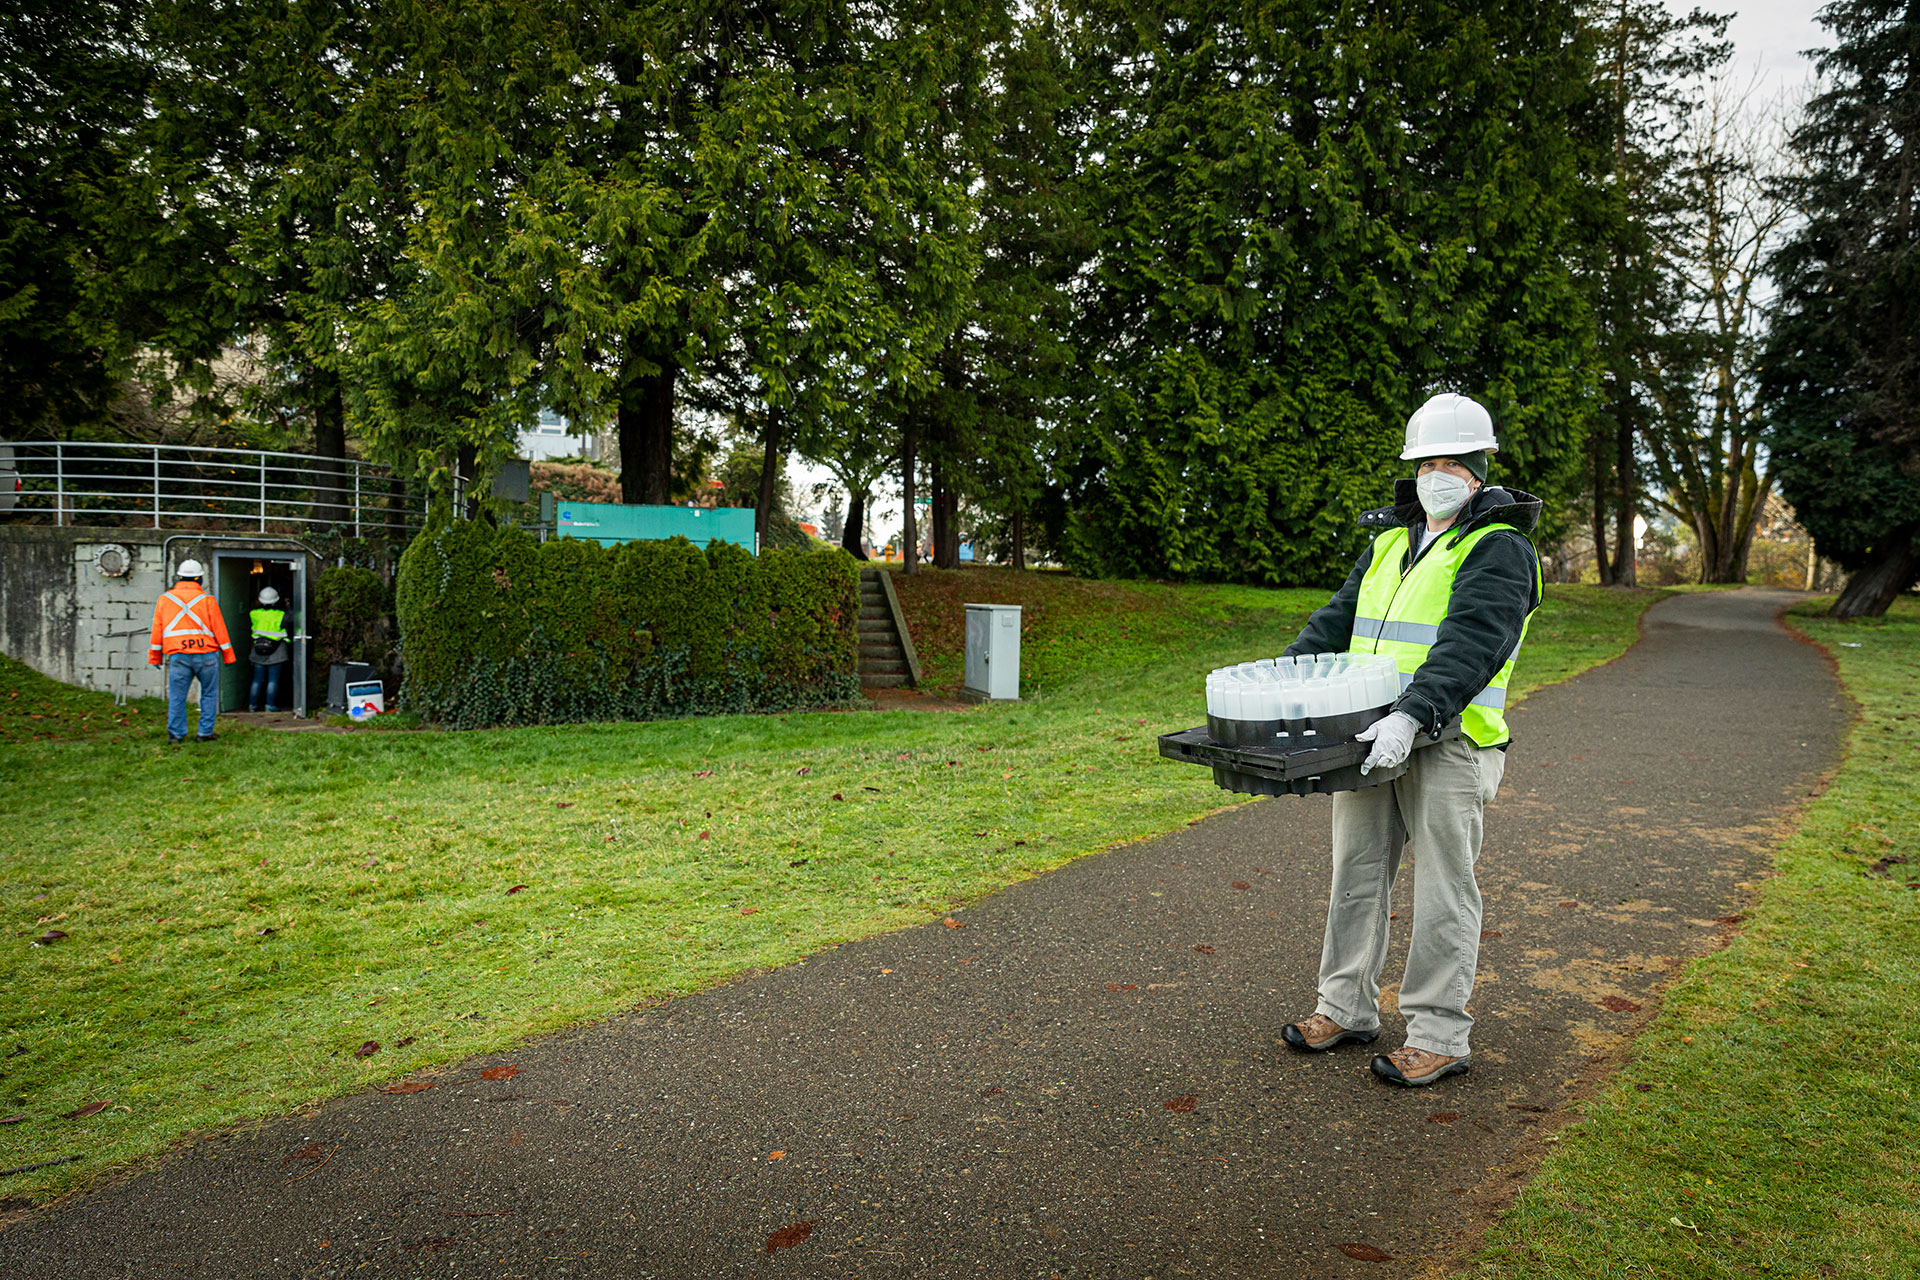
left=0, top=576, right=1664, bottom=1200
left=1461, top=596, right=1920, bottom=1280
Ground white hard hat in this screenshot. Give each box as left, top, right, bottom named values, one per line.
left=259, top=587, right=280, bottom=605
left=177, top=558, right=205, bottom=578
left=1401, top=394, right=1498, bottom=460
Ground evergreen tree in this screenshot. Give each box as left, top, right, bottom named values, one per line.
left=1762, top=0, right=1920, bottom=617
left=1059, top=0, right=1596, bottom=586
left=1574, top=0, right=1731, bottom=585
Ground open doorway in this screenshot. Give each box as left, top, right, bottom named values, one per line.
left=214, top=552, right=308, bottom=717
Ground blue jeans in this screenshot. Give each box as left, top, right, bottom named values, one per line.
left=249, top=661, right=284, bottom=712
left=166, top=652, right=221, bottom=739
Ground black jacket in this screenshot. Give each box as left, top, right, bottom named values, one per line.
left=1285, top=480, right=1543, bottom=738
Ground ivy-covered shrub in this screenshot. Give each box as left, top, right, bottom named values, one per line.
left=394, top=521, right=861, bottom=728
left=314, top=566, right=395, bottom=676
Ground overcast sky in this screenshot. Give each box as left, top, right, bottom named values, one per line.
left=1702, top=0, right=1829, bottom=93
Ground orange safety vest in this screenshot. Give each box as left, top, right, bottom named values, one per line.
left=148, top=580, right=235, bottom=664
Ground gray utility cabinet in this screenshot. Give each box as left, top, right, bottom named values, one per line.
left=963, top=603, right=1022, bottom=701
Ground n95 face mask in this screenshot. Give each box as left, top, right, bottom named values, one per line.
left=1416, top=471, right=1472, bottom=519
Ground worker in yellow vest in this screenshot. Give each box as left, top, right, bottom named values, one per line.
left=248, top=586, right=291, bottom=712
left=1279, top=394, right=1542, bottom=1087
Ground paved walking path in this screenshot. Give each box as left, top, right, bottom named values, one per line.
left=0, top=590, right=1845, bottom=1278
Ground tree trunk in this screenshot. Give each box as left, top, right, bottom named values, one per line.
left=1010, top=506, right=1026, bottom=570
left=841, top=488, right=868, bottom=560
left=754, top=407, right=783, bottom=550
left=617, top=357, right=675, bottom=506
left=901, top=419, right=918, bottom=575
left=1591, top=438, right=1614, bottom=585
left=455, top=442, right=479, bottom=521
left=1828, top=528, right=1920, bottom=618
left=1611, top=417, right=1637, bottom=586
left=311, top=376, right=349, bottom=528
left=931, top=458, right=959, bottom=570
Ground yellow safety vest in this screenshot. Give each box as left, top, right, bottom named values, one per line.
left=1347, top=522, right=1542, bottom=748
left=250, top=608, right=288, bottom=641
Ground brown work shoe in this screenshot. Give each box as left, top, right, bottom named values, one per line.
left=1370, top=1045, right=1470, bottom=1086
left=1281, top=1013, right=1379, bottom=1053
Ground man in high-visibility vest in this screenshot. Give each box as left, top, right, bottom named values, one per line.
left=1279, top=394, right=1542, bottom=1087
left=147, top=558, right=235, bottom=743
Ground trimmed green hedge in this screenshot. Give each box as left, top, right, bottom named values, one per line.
left=395, top=522, right=862, bottom=728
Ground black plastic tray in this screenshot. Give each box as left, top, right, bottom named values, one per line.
left=1157, top=719, right=1462, bottom=797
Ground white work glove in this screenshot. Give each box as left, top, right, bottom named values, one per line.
left=1355, top=710, right=1421, bottom=775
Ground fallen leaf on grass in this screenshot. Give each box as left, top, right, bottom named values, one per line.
left=479, top=1065, right=521, bottom=1082
left=1598, top=996, right=1641, bottom=1013
left=383, top=1082, right=435, bottom=1094
left=32, top=930, right=67, bottom=946
left=697, top=831, right=711, bottom=840
left=1192, top=944, right=1215, bottom=955
left=0, top=1115, right=23, bottom=1125
left=396, top=1036, right=415, bottom=1049
left=943, top=918, right=967, bottom=929
left=554, top=802, right=574, bottom=809
left=1427, top=1112, right=1459, bottom=1124
left=981, top=1087, right=1003, bottom=1096
left=741, top=906, right=759, bottom=916
left=795, top=767, right=810, bottom=776
left=1337, top=1242, right=1393, bottom=1262
left=63, top=1099, right=110, bottom=1120
left=831, top=792, right=844, bottom=801
left=1635, top=1083, right=1655, bottom=1091
left=862, top=785, right=881, bottom=792
left=788, top=859, right=809, bottom=867
left=1013, top=839, right=1026, bottom=846
left=355, top=1041, right=380, bottom=1058
left=256, top=927, right=277, bottom=936
left=766, top=1220, right=818, bottom=1254
left=283, top=1142, right=326, bottom=1166
left=693, top=770, right=714, bottom=779
left=506, top=885, right=528, bottom=895
left=767, top=1150, right=786, bottom=1160
left=1558, top=901, right=1579, bottom=909
left=1163, top=1094, right=1197, bottom=1113
left=1231, top=881, right=1251, bottom=891
left=1481, top=930, right=1502, bottom=940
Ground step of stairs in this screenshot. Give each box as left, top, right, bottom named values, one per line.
left=854, top=568, right=921, bottom=689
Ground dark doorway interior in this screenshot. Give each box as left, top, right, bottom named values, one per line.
left=216, top=556, right=300, bottom=713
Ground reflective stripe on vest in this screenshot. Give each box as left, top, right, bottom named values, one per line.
left=1348, top=522, right=1541, bottom=748
left=161, top=590, right=217, bottom=642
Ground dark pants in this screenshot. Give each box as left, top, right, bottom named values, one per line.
left=249, top=661, right=284, bottom=712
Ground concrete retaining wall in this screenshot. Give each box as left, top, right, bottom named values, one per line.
left=0, top=525, right=315, bottom=699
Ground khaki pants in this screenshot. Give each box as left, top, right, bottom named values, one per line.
left=1315, top=737, right=1506, bottom=1057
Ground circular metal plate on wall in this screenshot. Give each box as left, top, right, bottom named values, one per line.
left=93, top=543, right=134, bottom=578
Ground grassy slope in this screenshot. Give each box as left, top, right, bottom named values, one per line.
left=1, top=577, right=1662, bottom=1199
left=1461, top=596, right=1920, bottom=1279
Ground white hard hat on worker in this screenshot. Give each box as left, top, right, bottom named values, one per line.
left=176, top=558, right=205, bottom=579
left=1401, top=393, right=1498, bottom=460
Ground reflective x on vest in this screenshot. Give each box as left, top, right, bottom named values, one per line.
left=159, top=590, right=224, bottom=654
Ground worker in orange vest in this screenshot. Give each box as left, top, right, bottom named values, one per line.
left=147, top=558, right=235, bottom=743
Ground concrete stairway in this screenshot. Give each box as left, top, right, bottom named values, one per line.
left=856, top=567, right=921, bottom=689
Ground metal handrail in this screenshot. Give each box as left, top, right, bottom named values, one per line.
left=1, top=440, right=423, bottom=537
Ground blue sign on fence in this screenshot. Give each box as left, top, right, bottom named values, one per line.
left=554, top=502, right=758, bottom=554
